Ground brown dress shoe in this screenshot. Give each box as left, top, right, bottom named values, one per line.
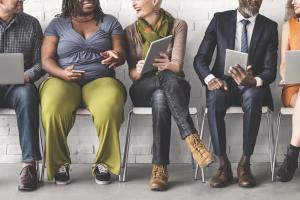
left=18, top=165, right=38, bottom=191
left=149, top=165, right=168, bottom=191
left=210, top=164, right=233, bottom=188
left=237, top=163, right=256, bottom=188
left=185, top=134, right=215, bottom=168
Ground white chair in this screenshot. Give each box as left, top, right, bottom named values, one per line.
left=39, top=108, right=122, bottom=182
left=194, top=106, right=274, bottom=181
left=120, top=107, right=206, bottom=183
left=271, top=107, right=294, bottom=181
left=0, top=108, right=42, bottom=182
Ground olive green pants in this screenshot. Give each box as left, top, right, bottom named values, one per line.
left=39, top=77, right=126, bottom=180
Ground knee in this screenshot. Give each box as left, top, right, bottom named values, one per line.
left=14, top=84, right=38, bottom=107
left=206, top=90, right=227, bottom=111
left=151, top=89, right=169, bottom=110
left=242, top=88, right=264, bottom=108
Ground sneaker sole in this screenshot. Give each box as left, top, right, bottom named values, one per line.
left=198, top=157, right=215, bottom=168
left=95, top=179, right=111, bottom=185
left=55, top=180, right=71, bottom=185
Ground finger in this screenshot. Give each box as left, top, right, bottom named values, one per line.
left=235, top=65, right=247, bottom=76
left=154, top=58, right=169, bottom=63
left=246, top=65, right=252, bottom=71
left=110, top=52, right=119, bottom=59
left=101, top=57, right=113, bottom=64
left=159, top=53, right=168, bottom=58
left=223, top=81, right=228, bottom=90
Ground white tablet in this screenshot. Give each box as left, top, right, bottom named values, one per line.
left=284, top=50, right=300, bottom=84
left=224, top=49, right=248, bottom=76
left=0, top=53, right=24, bottom=84
left=141, top=35, right=173, bottom=76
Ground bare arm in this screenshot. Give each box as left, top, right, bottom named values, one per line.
left=101, top=34, right=126, bottom=67
left=41, top=36, right=83, bottom=81
left=279, top=22, right=290, bottom=80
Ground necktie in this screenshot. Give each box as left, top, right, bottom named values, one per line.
left=241, top=19, right=250, bottom=53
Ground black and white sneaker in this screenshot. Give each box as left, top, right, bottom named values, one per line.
left=55, top=163, right=71, bottom=185
left=95, top=164, right=111, bottom=185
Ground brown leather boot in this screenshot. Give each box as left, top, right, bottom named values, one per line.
left=149, top=165, right=168, bottom=191
left=237, top=156, right=256, bottom=188
left=185, top=134, right=215, bottom=168
left=210, top=163, right=233, bottom=188
left=18, top=165, right=38, bottom=191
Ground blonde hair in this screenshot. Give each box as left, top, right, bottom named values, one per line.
left=285, top=0, right=300, bottom=21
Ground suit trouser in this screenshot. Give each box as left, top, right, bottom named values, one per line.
left=130, top=70, right=197, bottom=165
left=206, top=79, right=266, bottom=156
left=39, top=77, right=126, bottom=180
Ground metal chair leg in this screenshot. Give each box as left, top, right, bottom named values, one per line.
left=194, top=111, right=206, bottom=183
left=121, top=111, right=133, bottom=182
left=272, top=112, right=282, bottom=182
left=39, top=116, right=45, bottom=183
left=266, top=112, right=273, bottom=173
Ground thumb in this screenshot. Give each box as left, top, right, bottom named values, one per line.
left=223, top=81, right=228, bottom=91
left=66, top=65, right=75, bottom=70
left=246, top=65, right=252, bottom=71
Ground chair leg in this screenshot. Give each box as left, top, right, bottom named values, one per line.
left=266, top=111, right=273, bottom=173
left=121, top=111, right=133, bottom=182
left=39, top=118, right=46, bottom=183
left=272, top=112, right=282, bottom=182
left=194, top=111, right=206, bottom=183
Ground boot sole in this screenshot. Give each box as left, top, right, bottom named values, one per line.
left=197, top=156, right=215, bottom=168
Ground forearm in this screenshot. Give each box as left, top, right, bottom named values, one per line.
left=129, top=68, right=140, bottom=81
left=24, top=63, right=45, bottom=82
left=42, top=58, right=65, bottom=79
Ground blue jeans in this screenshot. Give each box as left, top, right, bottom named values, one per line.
left=0, top=84, right=41, bottom=162
left=130, top=70, right=197, bottom=165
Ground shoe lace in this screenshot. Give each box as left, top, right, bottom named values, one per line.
left=96, top=164, right=108, bottom=174
left=152, top=166, right=168, bottom=179
left=190, top=135, right=206, bottom=156
left=57, top=164, right=69, bottom=174
left=20, top=166, right=35, bottom=179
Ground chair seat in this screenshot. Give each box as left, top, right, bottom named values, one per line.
left=280, top=107, right=294, bottom=115
left=204, top=106, right=270, bottom=114
left=132, top=107, right=198, bottom=115
left=0, top=108, right=16, bottom=115
left=76, top=109, right=90, bottom=115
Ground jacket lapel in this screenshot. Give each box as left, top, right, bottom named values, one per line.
left=227, top=10, right=237, bottom=50
left=248, top=14, right=264, bottom=63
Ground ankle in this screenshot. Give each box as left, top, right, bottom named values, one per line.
left=219, top=154, right=230, bottom=167
left=22, top=162, right=36, bottom=168
left=287, top=144, right=300, bottom=159
left=239, top=155, right=251, bottom=165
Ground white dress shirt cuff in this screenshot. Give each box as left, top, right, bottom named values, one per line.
left=204, top=74, right=216, bottom=85
left=254, top=77, right=263, bottom=87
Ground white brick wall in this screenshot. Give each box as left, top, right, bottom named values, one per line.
left=0, top=0, right=290, bottom=163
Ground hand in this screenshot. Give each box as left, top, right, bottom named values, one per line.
left=207, top=78, right=228, bottom=91
left=228, top=65, right=256, bottom=86
left=62, top=65, right=84, bottom=81
left=23, top=75, right=31, bottom=83
left=152, top=53, right=170, bottom=71
left=134, top=60, right=145, bottom=80
left=100, top=50, right=121, bottom=68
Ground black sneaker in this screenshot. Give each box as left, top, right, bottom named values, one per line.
left=276, top=155, right=298, bottom=182
left=95, top=164, right=111, bottom=185
left=55, top=164, right=71, bottom=185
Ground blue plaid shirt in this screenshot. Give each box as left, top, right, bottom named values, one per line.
left=0, top=12, right=44, bottom=82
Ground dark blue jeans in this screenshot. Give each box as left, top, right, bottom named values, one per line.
left=130, top=71, right=197, bottom=165
left=0, top=84, right=41, bottom=162
left=206, top=79, right=266, bottom=156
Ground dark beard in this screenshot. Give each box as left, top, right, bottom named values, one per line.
left=239, top=0, right=260, bottom=17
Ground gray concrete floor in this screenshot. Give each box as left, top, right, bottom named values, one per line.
left=0, top=163, right=299, bottom=200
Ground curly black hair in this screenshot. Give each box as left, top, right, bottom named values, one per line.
left=60, top=0, right=104, bottom=22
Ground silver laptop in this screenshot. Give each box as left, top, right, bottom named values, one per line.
left=0, top=53, right=24, bottom=84
left=285, top=50, right=300, bottom=84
